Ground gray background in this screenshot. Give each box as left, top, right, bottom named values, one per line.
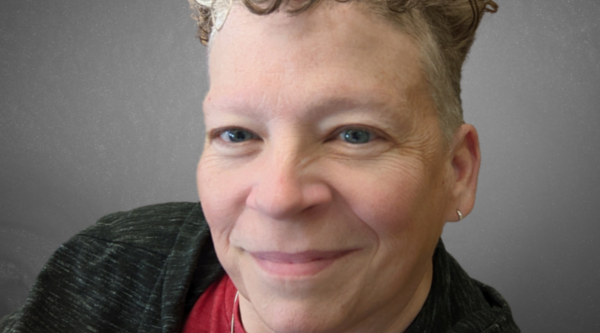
left=1, top=0, right=599, bottom=331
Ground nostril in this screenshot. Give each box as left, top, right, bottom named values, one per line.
left=246, top=177, right=304, bottom=219
left=246, top=179, right=332, bottom=220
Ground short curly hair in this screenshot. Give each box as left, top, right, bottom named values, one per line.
left=187, top=0, right=498, bottom=143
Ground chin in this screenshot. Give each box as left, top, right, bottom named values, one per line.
left=258, top=307, right=348, bottom=333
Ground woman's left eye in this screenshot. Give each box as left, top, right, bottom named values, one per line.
left=339, top=128, right=373, bottom=144
left=219, top=129, right=256, bottom=143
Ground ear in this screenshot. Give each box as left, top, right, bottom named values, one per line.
left=445, top=124, right=481, bottom=222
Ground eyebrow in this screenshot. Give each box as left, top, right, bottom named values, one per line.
left=307, top=94, right=407, bottom=120
left=204, top=89, right=409, bottom=123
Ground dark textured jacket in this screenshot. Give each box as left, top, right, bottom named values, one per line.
left=0, top=202, right=520, bottom=332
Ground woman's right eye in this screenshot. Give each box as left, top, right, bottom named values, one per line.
left=219, top=129, right=256, bottom=143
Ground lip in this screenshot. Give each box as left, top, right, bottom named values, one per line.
left=250, top=250, right=356, bottom=277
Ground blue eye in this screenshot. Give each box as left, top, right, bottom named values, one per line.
left=220, top=129, right=255, bottom=143
left=340, top=129, right=372, bottom=144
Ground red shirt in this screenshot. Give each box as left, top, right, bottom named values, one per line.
left=182, top=275, right=246, bottom=333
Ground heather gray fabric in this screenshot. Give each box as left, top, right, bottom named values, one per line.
left=0, top=202, right=519, bottom=332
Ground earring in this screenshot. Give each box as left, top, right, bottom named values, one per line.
left=456, top=210, right=463, bottom=221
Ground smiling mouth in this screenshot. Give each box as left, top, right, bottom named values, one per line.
left=249, top=250, right=356, bottom=277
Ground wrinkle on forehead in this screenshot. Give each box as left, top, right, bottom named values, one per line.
left=205, top=86, right=410, bottom=128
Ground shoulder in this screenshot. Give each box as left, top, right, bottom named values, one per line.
left=79, top=202, right=206, bottom=256
left=441, top=246, right=521, bottom=333
left=452, top=280, right=521, bottom=333
left=407, top=240, right=520, bottom=333
left=0, top=202, right=214, bottom=333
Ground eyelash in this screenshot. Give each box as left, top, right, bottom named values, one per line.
left=332, top=126, right=379, bottom=144
left=211, top=125, right=380, bottom=145
left=210, top=127, right=257, bottom=143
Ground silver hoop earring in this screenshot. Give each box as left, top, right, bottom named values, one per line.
left=456, top=210, right=463, bottom=221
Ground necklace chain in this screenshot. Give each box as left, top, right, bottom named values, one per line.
left=231, top=291, right=240, bottom=333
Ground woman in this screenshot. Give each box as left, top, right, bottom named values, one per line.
left=0, top=0, right=519, bottom=332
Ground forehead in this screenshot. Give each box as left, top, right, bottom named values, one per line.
left=205, top=2, right=429, bottom=120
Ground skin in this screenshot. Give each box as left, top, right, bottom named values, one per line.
left=197, top=2, right=481, bottom=333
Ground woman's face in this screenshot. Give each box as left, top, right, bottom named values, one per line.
left=198, top=3, right=456, bottom=332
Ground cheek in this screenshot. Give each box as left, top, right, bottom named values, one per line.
left=196, top=155, right=250, bottom=242
left=333, top=161, right=427, bottom=236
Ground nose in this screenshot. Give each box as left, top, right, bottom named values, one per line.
left=246, top=153, right=332, bottom=220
